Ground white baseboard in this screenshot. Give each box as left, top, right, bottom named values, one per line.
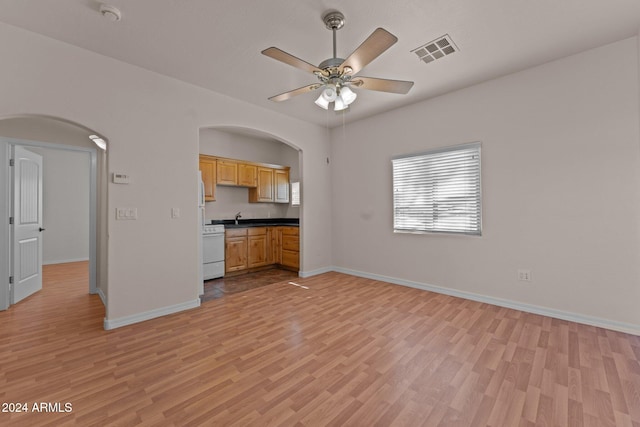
left=299, top=266, right=334, bottom=278
left=43, top=258, right=89, bottom=265
left=96, top=288, right=106, bottom=307
left=332, top=267, right=640, bottom=336
left=104, top=299, right=201, bottom=330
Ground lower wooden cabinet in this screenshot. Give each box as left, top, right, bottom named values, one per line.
left=225, top=228, right=248, bottom=273
left=225, top=226, right=299, bottom=274
left=247, top=227, right=268, bottom=268
left=280, top=227, right=299, bottom=270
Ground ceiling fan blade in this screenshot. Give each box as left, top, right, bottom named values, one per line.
left=351, top=77, right=414, bottom=94
left=268, top=83, right=321, bottom=102
left=262, top=47, right=324, bottom=75
left=339, top=28, right=398, bottom=75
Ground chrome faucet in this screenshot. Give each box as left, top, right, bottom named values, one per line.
left=234, top=212, right=242, bottom=225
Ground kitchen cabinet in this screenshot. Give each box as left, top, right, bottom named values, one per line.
left=199, top=154, right=290, bottom=203
left=224, top=226, right=299, bottom=275
left=247, top=227, right=268, bottom=268
left=238, top=163, right=257, bottom=187
left=225, top=228, right=248, bottom=273
left=249, top=167, right=274, bottom=203
left=280, top=227, right=299, bottom=270
left=199, top=156, right=217, bottom=202
left=217, top=160, right=238, bottom=185
left=274, top=169, right=290, bottom=203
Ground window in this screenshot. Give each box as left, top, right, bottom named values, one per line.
left=392, top=142, right=481, bottom=235
left=291, top=181, right=300, bottom=206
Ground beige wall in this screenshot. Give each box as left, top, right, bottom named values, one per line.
left=3, top=20, right=637, bottom=333
left=0, top=22, right=332, bottom=326
left=331, top=36, right=640, bottom=332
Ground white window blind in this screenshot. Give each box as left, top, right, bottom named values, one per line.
left=291, top=181, right=300, bottom=206
left=392, top=142, right=481, bottom=235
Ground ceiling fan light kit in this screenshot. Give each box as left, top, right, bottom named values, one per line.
left=262, top=10, right=413, bottom=112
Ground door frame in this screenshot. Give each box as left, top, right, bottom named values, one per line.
left=0, top=137, right=98, bottom=310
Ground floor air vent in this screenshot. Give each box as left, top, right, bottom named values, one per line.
left=411, top=34, right=457, bottom=64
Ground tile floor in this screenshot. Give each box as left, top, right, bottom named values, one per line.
left=201, top=268, right=299, bottom=302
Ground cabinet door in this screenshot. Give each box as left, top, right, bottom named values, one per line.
left=238, top=163, right=257, bottom=187
left=249, top=167, right=274, bottom=202
left=217, top=160, right=238, bottom=185
left=199, top=158, right=216, bottom=202
left=281, top=250, right=300, bottom=270
left=225, top=237, right=247, bottom=272
left=274, top=169, right=290, bottom=203
left=248, top=233, right=268, bottom=268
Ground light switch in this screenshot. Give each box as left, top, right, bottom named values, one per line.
left=171, top=208, right=180, bottom=219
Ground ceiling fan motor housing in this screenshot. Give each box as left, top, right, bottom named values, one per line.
left=323, top=11, right=345, bottom=30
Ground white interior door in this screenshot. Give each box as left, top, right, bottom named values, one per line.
left=12, top=146, right=43, bottom=303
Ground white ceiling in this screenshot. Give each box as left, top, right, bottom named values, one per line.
left=1, top=0, right=640, bottom=128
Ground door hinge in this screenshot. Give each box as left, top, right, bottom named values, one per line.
left=9, top=158, right=14, bottom=166
left=9, top=276, right=13, bottom=284
left=9, top=217, right=13, bottom=225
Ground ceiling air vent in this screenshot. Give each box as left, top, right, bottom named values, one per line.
left=411, top=34, right=457, bottom=64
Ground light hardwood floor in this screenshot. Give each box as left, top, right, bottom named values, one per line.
left=1, top=262, right=639, bottom=426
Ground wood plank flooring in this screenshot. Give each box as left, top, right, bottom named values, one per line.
left=1, top=263, right=639, bottom=426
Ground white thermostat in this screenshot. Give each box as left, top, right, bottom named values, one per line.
left=112, top=172, right=131, bottom=184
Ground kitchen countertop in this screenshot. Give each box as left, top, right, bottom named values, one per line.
left=211, top=218, right=299, bottom=229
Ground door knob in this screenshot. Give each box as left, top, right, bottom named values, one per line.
left=39, top=227, right=46, bottom=232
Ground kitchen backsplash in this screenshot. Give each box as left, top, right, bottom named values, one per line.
left=205, top=186, right=299, bottom=221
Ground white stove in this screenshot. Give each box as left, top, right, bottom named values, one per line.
left=202, top=224, right=225, bottom=280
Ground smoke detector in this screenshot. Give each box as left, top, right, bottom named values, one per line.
left=99, top=4, right=121, bottom=22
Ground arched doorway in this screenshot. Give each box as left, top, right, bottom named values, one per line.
left=0, top=115, right=108, bottom=311
left=198, top=125, right=303, bottom=298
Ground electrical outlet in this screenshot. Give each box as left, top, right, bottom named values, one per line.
left=116, top=207, right=138, bottom=220
left=518, top=269, right=531, bottom=282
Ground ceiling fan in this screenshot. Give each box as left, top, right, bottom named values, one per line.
left=262, top=10, right=414, bottom=111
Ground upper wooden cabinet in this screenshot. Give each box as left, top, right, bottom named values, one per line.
left=238, top=163, right=257, bottom=187
left=249, top=167, right=274, bottom=203
left=274, top=169, right=290, bottom=203
left=199, top=156, right=217, bottom=202
left=217, top=160, right=238, bottom=186
left=199, top=154, right=290, bottom=203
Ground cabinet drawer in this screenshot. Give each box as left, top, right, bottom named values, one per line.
left=282, top=236, right=299, bottom=251
left=248, top=227, right=267, bottom=236
left=281, top=227, right=299, bottom=236
left=225, top=228, right=247, bottom=238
